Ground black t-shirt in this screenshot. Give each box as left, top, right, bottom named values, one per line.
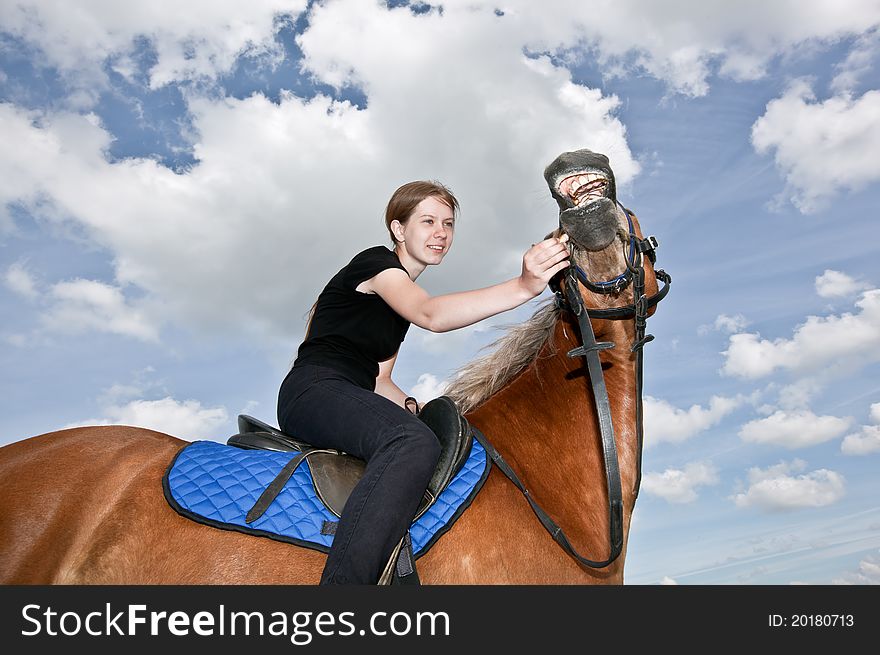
left=292, top=246, right=411, bottom=391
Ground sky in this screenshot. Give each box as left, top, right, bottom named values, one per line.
left=1, top=0, right=879, bottom=585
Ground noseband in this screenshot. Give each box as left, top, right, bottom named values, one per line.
left=481, top=205, right=671, bottom=570
left=571, top=205, right=659, bottom=296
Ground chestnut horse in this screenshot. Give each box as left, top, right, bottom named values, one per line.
left=0, top=153, right=665, bottom=584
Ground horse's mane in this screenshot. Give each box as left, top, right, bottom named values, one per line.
left=445, top=299, right=560, bottom=414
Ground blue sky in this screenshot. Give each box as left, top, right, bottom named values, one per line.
left=1, top=0, right=879, bottom=585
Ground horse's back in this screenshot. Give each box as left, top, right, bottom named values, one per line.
left=0, top=426, right=328, bottom=584
left=0, top=426, right=184, bottom=583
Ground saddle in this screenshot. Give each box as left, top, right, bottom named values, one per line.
left=228, top=396, right=473, bottom=524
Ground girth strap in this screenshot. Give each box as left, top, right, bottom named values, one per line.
left=245, top=448, right=336, bottom=524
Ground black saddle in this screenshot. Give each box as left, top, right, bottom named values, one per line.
left=228, top=396, right=473, bottom=521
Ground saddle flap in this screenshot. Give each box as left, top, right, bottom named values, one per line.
left=306, top=452, right=366, bottom=518
left=417, top=396, right=474, bottom=501
left=232, top=401, right=473, bottom=520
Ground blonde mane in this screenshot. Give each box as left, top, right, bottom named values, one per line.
left=445, top=300, right=560, bottom=414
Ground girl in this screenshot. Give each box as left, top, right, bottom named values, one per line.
left=278, top=180, right=569, bottom=584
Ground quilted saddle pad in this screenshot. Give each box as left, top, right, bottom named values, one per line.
left=162, top=432, right=490, bottom=557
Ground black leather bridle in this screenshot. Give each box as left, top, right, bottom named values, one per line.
left=481, top=205, right=671, bottom=569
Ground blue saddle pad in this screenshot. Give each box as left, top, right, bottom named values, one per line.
left=162, top=433, right=490, bottom=557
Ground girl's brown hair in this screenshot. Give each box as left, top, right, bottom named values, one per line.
left=384, top=180, right=459, bottom=245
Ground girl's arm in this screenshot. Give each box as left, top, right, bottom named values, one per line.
left=374, top=350, right=409, bottom=408
left=369, top=235, right=570, bottom=333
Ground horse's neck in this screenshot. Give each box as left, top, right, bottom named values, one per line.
left=466, top=311, right=639, bottom=546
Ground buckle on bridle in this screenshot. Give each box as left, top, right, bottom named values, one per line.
left=601, top=275, right=627, bottom=294
left=567, top=342, right=615, bottom=358
left=637, top=235, right=659, bottom=263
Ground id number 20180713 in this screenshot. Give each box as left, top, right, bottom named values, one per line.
left=768, top=614, right=854, bottom=628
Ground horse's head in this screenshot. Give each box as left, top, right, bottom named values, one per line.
left=544, top=148, right=661, bottom=311
left=544, top=148, right=620, bottom=253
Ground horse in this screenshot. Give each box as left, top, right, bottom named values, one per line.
left=0, top=149, right=667, bottom=584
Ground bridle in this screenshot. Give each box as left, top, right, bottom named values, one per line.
left=480, top=203, right=671, bottom=569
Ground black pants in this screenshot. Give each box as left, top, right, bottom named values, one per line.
left=277, top=364, right=440, bottom=584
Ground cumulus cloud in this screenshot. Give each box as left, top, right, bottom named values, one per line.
left=408, top=373, right=449, bottom=405
left=841, top=424, right=880, bottom=455
left=831, top=28, right=880, bottom=94
left=658, top=576, right=678, bottom=585
left=722, top=289, right=880, bottom=378
left=68, top=396, right=228, bottom=440
left=698, top=313, right=749, bottom=336
left=641, top=461, right=719, bottom=503
left=731, top=459, right=846, bottom=511
left=644, top=395, right=743, bottom=445
left=41, top=278, right=160, bottom=342
left=0, top=4, right=639, bottom=343
left=0, top=0, right=305, bottom=93
left=841, top=402, right=880, bottom=455
left=775, top=378, right=825, bottom=411
left=751, top=80, right=880, bottom=212
left=832, top=550, right=880, bottom=584
left=4, top=261, right=39, bottom=299
left=496, top=0, right=880, bottom=96
left=739, top=409, right=852, bottom=449
left=3, top=1, right=880, bottom=347
left=4, top=0, right=879, bottom=104
left=815, top=270, right=870, bottom=298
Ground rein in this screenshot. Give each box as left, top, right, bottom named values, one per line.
left=483, top=207, right=671, bottom=569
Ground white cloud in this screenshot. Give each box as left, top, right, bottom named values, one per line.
left=409, top=373, right=449, bottom=405
left=0, top=1, right=305, bottom=93
left=841, top=402, right=880, bottom=455
left=739, top=409, right=852, bottom=449
left=4, top=334, right=28, bottom=347
left=4, top=0, right=879, bottom=103
left=831, top=29, right=880, bottom=94
left=832, top=550, right=880, bottom=585
left=698, top=313, right=749, bottom=336
left=68, top=396, right=228, bottom=440
left=499, top=0, right=880, bottom=96
left=3, top=1, right=879, bottom=348
left=841, top=425, right=880, bottom=455
left=41, top=278, right=160, bottom=342
left=4, top=261, right=39, bottom=299
left=815, top=269, right=869, bottom=298
left=0, top=6, right=638, bottom=343
left=751, top=80, right=880, bottom=212
left=641, top=461, right=719, bottom=503
left=776, top=379, right=824, bottom=411
left=715, top=314, right=749, bottom=333
left=644, top=395, right=743, bottom=445
left=722, top=289, right=880, bottom=378
left=732, top=459, right=846, bottom=511
left=658, top=576, right=678, bottom=585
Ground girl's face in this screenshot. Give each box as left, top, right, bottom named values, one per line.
left=393, top=196, right=455, bottom=266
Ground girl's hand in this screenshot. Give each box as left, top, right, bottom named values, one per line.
left=404, top=397, right=420, bottom=415
left=519, top=233, right=570, bottom=298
